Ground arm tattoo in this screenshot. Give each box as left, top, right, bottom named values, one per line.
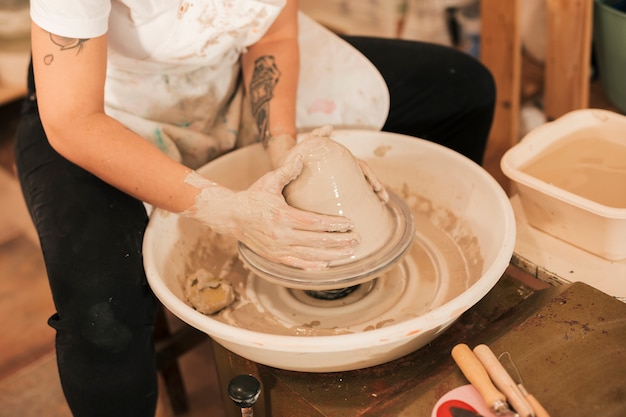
left=43, top=34, right=89, bottom=65
left=249, top=55, right=281, bottom=147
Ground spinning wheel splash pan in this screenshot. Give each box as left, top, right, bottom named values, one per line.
left=237, top=190, right=415, bottom=291
left=144, top=130, right=516, bottom=372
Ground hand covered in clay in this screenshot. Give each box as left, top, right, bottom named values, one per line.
left=181, top=153, right=360, bottom=270
left=266, top=133, right=296, bottom=170
left=305, top=125, right=389, bottom=203
left=357, top=158, right=389, bottom=203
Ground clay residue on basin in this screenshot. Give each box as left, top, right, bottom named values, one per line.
left=177, top=185, right=483, bottom=336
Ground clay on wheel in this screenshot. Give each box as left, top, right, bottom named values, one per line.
left=283, top=128, right=392, bottom=264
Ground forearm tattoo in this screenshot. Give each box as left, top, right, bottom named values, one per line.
left=43, top=34, right=89, bottom=65
left=249, top=55, right=281, bottom=147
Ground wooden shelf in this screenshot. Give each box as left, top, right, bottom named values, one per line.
left=0, top=84, right=26, bottom=106
left=480, top=0, right=593, bottom=193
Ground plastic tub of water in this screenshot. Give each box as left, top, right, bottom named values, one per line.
left=502, top=109, right=626, bottom=260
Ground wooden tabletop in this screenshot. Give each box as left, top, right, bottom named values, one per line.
left=211, top=266, right=626, bottom=417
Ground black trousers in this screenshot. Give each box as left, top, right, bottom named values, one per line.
left=15, top=38, right=494, bottom=417
left=342, top=36, right=495, bottom=165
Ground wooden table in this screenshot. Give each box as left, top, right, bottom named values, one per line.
left=211, top=265, right=626, bottom=417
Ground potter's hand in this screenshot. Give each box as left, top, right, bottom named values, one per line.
left=357, top=158, right=389, bottom=203
left=181, top=153, right=360, bottom=270
left=306, top=125, right=389, bottom=203
left=265, top=133, right=296, bottom=169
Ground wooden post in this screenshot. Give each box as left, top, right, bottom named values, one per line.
left=544, top=0, right=593, bottom=121
left=480, top=0, right=522, bottom=193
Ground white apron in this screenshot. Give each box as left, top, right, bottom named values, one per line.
left=104, top=9, right=389, bottom=169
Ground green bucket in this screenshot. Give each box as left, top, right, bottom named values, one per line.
left=594, top=0, right=626, bottom=114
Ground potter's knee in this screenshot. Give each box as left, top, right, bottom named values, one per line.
left=49, top=302, right=148, bottom=354
left=82, top=302, right=135, bottom=353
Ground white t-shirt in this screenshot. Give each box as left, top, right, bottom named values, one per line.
left=31, top=0, right=285, bottom=168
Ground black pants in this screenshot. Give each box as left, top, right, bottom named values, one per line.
left=15, top=38, right=494, bottom=417
left=343, top=36, right=495, bottom=164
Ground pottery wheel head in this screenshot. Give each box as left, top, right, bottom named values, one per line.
left=238, top=190, right=415, bottom=290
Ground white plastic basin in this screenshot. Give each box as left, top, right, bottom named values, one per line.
left=502, top=109, right=626, bottom=260
left=144, top=130, right=515, bottom=372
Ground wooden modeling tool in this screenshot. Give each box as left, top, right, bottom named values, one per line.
left=518, top=383, right=551, bottom=417
left=472, top=344, right=534, bottom=417
left=451, top=344, right=518, bottom=416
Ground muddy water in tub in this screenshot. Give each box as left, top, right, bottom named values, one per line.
left=179, top=185, right=483, bottom=336
left=521, top=136, right=626, bottom=208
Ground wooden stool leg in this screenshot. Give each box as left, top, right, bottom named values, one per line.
left=158, top=359, right=189, bottom=415
left=155, top=305, right=207, bottom=415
